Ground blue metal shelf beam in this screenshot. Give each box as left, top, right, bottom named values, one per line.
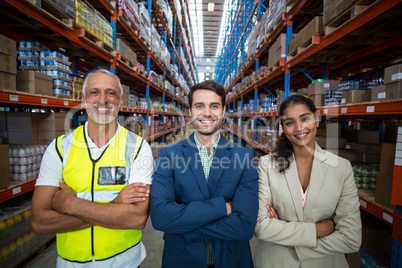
left=214, top=0, right=257, bottom=87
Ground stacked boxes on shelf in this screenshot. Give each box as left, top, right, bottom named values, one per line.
left=266, top=0, right=286, bottom=31
left=0, top=34, right=17, bottom=92
left=118, top=0, right=141, bottom=30
left=4, top=112, right=70, bottom=145
left=123, top=115, right=142, bottom=135
left=323, top=0, right=361, bottom=26
left=383, top=63, right=402, bottom=100
left=18, top=41, right=72, bottom=98
left=116, top=38, right=137, bottom=66
left=74, top=0, right=113, bottom=48
left=71, top=76, right=84, bottom=100
left=353, top=164, right=378, bottom=189
left=128, top=94, right=138, bottom=108
left=375, top=143, right=396, bottom=211
left=151, top=26, right=161, bottom=59
left=139, top=3, right=152, bottom=45
left=42, top=0, right=75, bottom=19
left=246, top=23, right=259, bottom=60
left=160, top=42, right=171, bottom=70
left=122, top=84, right=130, bottom=107
left=308, top=79, right=340, bottom=106
left=340, top=80, right=381, bottom=104
left=8, top=145, right=46, bottom=182
left=159, top=0, right=173, bottom=35
left=259, top=94, right=277, bottom=112
left=288, top=16, right=324, bottom=54
left=268, top=33, right=286, bottom=70
left=0, top=196, right=53, bottom=267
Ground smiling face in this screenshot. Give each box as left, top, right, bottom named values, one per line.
left=189, top=89, right=225, bottom=137
left=281, top=103, right=319, bottom=150
left=82, top=73, right=122, bottom=125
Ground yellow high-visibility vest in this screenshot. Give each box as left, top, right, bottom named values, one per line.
left=55, top=125, right=143, bottom=263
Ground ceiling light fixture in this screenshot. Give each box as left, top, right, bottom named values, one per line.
left=206, top=58, right=211, bottom=62
left=208, top=3, right=214, bottom=12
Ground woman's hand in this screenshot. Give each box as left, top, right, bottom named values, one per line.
left=266, top=202, right=278, bottom=219
left=315, top=219, right=335, bottom=238
left=267, top=202, right=294, bottom=249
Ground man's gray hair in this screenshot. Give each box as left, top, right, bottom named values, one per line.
left=82, top=68, right=124, bottom=97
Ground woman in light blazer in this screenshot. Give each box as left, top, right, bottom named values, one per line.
left=254, top=95, right=361, bottom=268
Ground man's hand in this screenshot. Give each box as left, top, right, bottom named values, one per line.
left=226, top=202, right=232, bottom=215
left=113, top=183, right=150, bottom=204
left=52, top=180, right=77, bottom=215
left=315, top=219, right=335, bottom=238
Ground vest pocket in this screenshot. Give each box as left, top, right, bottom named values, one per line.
left=98, top=166, right=126, bottom=185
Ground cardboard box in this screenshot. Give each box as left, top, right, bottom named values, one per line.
left=116, top=38, right=137, bottom=65
left=268, top=34, right=286, bottom=69
left=364, top=153, right=381, bottom=164
left=302, top=16, right=324, bottom=44
left=370, top=85, right=386, bottom=101
left=342, top=128, right=359, bottom=142
left=316, top=136, right=347, bottom=149
left=32, top=112, right=69, bottom=132
left=16, top=71, right=53, bottom=95
left=0, top=34, right=17, bottom=57
left=346, top=142, right=382, bottom=154
left=384, top=63, right=402, bottom=84
left=36, top=131, right=56, bottom=145
left=6, top=112, right=32, bottom=131
left=0, top=53, right=17, bottom=74
left=341, top=90, right=371, bottom=104
left=8, top=131, right=33, bottom=144
left=289, top=16, right=323, bottom=51
left=384, top=81, right=402, bottom=100
left=379, top=143, right=396, bottom=176
left=357, top=130, right=379, bottom=144
left=385, top=122, right=402, bottom=143
left=347, top=213, right=393, bottom=268
left=326, top=122, right=340, bottom=137
left=0, top=144, right=10, bottom=189
left=0, top=71, right=16, bottom=91
left=308, top=94, right=324, bottom=107
left=0, top=112, right=6, bottom=131
left=297, top=87, right=308, bottom=95
left=308, top=80, right=340, bottom=95
left=375, top=173, right=395, bottom=210
left=326, top=149, right=364, bottom=163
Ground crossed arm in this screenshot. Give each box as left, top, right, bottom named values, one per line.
left=255, top=157, right=361, bottom=261
left=31, top=182, right=151, bottom=236
left=150, top=148, right=259, bottom=241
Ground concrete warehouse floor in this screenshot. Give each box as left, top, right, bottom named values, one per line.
left=27, top=218, right=259, bottom=267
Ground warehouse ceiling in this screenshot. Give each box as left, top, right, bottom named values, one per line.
left=188, top=0, right=227, bottom=57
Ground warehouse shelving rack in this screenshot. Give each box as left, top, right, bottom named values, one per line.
left=218, top=0, right=402, bottom=266
left=0, top=0, right=199, bottom=232
left=0, top=0, right=196, bottom=138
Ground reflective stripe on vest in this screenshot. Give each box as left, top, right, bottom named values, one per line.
left=55, top=125, right=143, bottom=262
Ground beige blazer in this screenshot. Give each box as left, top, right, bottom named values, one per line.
left=254, top=144, right=361, bottom=268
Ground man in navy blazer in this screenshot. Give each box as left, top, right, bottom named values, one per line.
left=150, top=80, right=258, bottom=268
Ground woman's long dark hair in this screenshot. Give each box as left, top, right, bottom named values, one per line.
left=272, top=95, right=317, bottom=173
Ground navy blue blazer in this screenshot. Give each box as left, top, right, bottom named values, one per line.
left=150, top=133, right=258, bottom=268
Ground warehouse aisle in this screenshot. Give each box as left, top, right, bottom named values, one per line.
left=28, top=218, right=259, bottom=267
